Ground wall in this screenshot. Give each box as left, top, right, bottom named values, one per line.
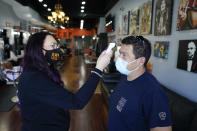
left=2, top=0, right=56, bottom=30
left=105, top=0, right=197, bottom=102
left=97, top=17, right=106, bottom=34
left=0, top=0, right=21, bottom=27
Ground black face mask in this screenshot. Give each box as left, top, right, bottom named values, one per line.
left=43, top=48, right=62, bottom=65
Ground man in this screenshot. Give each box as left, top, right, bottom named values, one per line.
left=187, top=41, right=197, bottom=72
left=108, top=36, right=172, bottom=131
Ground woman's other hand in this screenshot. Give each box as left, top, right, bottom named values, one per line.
left=96, top=50, right=113, bottom=71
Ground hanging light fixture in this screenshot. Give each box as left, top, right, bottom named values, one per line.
left=48, top=0, right=69, bottom=27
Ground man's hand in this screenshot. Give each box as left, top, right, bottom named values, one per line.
left=151, top=126, right=172, bottom=131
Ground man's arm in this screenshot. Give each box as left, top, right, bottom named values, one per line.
left=150, top=126, right=172, bottom=131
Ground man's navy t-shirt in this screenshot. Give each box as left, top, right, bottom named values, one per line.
left=108, top=71, right=172, bottom=131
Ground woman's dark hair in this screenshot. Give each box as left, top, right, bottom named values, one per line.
left=121, top=35, right=151, bottom=66
left=21, top=32, right=63, bottom=86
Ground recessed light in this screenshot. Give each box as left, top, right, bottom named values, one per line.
left=48, top=8, right=51, bottom=11
left=82, top=1, right=86, bottom=5
left=39, top=0, right=43, bottom=2
left=81, top=6, right=85, bottom=9
left=81, top=10, right=84, bottom=13
left=60, top=26, right=65, bottom=29
left=43, top=4, right=47, bottom=7
left=80, top=20, right=84, bottom=29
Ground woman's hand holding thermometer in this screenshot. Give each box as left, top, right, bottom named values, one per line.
left=106, top=43, right=116, bottom=53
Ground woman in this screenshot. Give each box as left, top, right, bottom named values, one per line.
left=18, top=32, right=112, bottom=131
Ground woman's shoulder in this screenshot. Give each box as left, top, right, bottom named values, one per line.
left=20, top=69, right=48, bottom=82
left=19, top=69, right=55, bottom=90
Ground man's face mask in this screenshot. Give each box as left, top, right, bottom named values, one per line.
left=115, top=57, right=141, bottom=75
left=43, top=48, right=61, bottom=65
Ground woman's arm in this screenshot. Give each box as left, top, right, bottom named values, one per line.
left=25, top=51, right=112, bottom=110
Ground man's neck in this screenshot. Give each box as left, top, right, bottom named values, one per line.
left=127, top=67, right=146, bottom=81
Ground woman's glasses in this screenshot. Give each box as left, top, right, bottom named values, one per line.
left=50, top=42, right=60, bottom=49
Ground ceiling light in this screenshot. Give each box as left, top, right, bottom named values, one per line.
left=48, top=2, right=69, bottom=27
left=81, top=10, right=84, bottom=13
left=80, top=20, right=84, bottom=29
left=39, top=0, right=43, bottom=2
left=82, top=1, right=86, bottom=5
left=48, top=8, right=51, bottom=11
left=82, top=35, right=85, bottom=39
left=43, top=4, right=47, bottom=7
left=81, top=6, right=85, bottom=9
left=60, top=26, right=65, bottom=29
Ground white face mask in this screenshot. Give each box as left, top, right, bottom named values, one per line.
left=115, top=57, right=140, bottom=75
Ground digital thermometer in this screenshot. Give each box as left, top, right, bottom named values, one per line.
left=106, top=43, right=116, bottom=53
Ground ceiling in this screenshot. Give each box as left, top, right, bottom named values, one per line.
left=15, top=0, right=119, bottom=29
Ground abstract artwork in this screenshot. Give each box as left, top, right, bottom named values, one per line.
left=121, top=12, right=129, bottom=35
left=154, top=0, right=173, bottom=35
left=130, top=8, right=140, bottom=35
left=177, top=40, right=197, bottom=73
left=177, top=0, right=197, bottom=31
left=154, top=41, right=170, bottom=59
left=140, top=0, right=153, bottom=35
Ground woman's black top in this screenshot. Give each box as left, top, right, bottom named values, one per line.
left=18, top=68, right=102, bottom=131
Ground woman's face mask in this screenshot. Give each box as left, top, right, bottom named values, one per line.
left=115, top=57, right=141, bottom=75
left=43, top=48, right=61, bottom=65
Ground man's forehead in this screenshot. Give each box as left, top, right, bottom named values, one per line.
left=120, top=44, right=133, bottom=50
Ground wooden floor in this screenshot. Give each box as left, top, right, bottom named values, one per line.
left=0, top=56, right=108, bottom=131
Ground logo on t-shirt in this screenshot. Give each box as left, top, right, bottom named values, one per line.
left=116, top=97, right=127, bottom=112
left=158, top=112, right=166, bottom=120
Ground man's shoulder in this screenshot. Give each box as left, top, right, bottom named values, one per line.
left=142, top=72, right=164, bottom=92
left=142, top=72, right=160, bottom=85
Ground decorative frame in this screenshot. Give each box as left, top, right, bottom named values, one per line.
left=154, top=0, right=173, bottom=36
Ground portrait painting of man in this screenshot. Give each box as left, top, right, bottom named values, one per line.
left=177, top=40, right=197, bottom=73
left=154, top=0, right=173, bottom=35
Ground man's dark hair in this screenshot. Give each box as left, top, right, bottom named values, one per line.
left=121, top=35, right=151, bottom=66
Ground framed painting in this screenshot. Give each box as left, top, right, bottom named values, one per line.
left=140, top=0, right=153, bottom=35
left=177, top=0, right=197, bottom=31
left=154, top=41, right=170, bottom=59
left=154, top=0, right=173, bottom=35
left=121, top=12, right=130, bottom=35
left=130, top=8, right=140, bottom=35
left=177, top=40, right=197, bottom=73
